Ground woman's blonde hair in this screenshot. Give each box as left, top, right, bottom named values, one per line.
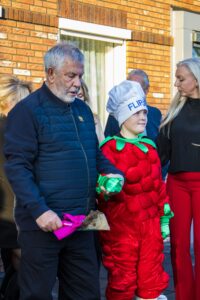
left=80, top=80, right=91, bottom=106
left=0, top=74, right=32, bottom=114
left=160, top=57, right=200, bottom=135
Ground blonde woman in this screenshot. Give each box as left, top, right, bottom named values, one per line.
left=77, top=80, right=105, bottom=143
left=157, top=57, right=200, bottom=300
left=0, top=74, right=32, bottom=299
left=0, top=74, right=32, bottom=115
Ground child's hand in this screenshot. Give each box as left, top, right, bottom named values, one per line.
left=160, top=216, right=170, bottom=239
left=160, top=203, right=174, bottom=239
left=96, top=174, right=124, bottom=200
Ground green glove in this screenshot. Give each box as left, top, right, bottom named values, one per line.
left=96, top=175, right=123, bottom=200
left=160, top=203, right=174, bottom=239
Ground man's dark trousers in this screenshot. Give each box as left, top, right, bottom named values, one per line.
left=18, top=230, right=101, bottom=300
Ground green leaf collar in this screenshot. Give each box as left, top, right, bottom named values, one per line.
left=100, top=134, right=156, bottom=153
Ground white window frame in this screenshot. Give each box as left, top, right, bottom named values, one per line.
left=59, top=18, right=131, bottom=41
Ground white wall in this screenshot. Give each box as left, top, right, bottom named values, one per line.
left=172, top=10, right=200, bottom=96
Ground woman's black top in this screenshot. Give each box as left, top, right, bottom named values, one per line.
left=157, top=98, right=200, bottom=174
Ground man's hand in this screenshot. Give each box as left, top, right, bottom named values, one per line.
left=106, top=173, right=124, bottom=180
left=36, top=210, right=62, bottom=232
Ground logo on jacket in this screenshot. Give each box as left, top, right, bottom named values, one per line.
left=78, top=116, right=84, bottom=122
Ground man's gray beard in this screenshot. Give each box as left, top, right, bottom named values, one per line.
left=60, top=96, right=76, bottom=104
left=44, top=82, right=76, bottom=103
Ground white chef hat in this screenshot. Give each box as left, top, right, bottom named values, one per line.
left=107, top=80, right=147, bottom=127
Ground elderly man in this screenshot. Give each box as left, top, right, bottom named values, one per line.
left=4, top=42, right=123, bottom=300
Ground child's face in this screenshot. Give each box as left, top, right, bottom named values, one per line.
left=121, top=109, right=147, bottom=138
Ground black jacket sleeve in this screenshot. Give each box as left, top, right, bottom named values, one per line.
left=4, top=102, right=50, bottom=220
left=156, top=126, right=171, bottom=167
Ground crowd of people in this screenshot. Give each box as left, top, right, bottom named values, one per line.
left=0, top=41, right=199, bottom=300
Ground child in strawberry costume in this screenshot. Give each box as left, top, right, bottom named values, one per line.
left=98, top=80, right=172, bottom=300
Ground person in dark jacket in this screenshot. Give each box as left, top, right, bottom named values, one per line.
left=0, top=74, right=32, bottom=300
left=3, top=42, right=123, bottom=300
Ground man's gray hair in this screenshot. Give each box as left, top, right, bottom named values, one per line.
left=127, top=69, right=150, bottom=92
left=44, top=42, right=84, bottom=73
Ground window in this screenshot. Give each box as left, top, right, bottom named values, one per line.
left=60, top=35, right=121, bottom=125
left=193, top=43, right=200, bottom=58
left=59, top=19, right=131, bottom=126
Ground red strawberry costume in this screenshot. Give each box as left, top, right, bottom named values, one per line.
left=98, top=135, right=169, bottom=300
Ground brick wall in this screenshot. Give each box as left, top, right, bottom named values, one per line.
left=58, top=0, right=200, bottom=113
left=0, top=0, right=200, bottom=112
left=0, top=0, right=58, bottom=89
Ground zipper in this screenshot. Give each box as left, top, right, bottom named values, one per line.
left=70, top=108, right=90, bottom=211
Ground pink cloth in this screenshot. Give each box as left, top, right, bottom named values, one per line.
left=53, top=213, right=85, bottom=240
